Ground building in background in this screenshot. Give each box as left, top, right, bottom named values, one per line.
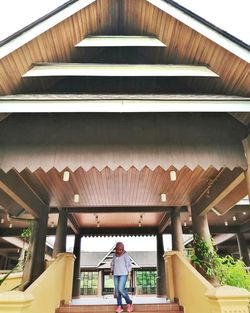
left=80, top=247, right=157, bottom=296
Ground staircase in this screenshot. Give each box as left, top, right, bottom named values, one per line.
left=56, top=303, right=183, bottom=313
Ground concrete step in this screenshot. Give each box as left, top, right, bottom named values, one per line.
left=56, top=303, right=183, bottom=313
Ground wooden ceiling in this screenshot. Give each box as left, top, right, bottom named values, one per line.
left=0, top=165, right=247, bottom=231
left=0, top=0, right=249, bottom=96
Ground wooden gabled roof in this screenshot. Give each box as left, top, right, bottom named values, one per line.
left=0, top=0, right=249, bottom=97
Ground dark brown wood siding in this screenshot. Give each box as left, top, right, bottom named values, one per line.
left=0, top=112, right=247, bottom=171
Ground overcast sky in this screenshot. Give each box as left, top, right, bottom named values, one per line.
left=0, top=0, right=249, bottom=44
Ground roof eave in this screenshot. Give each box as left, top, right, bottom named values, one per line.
left=0, top=98, right=250, bottom=113
left=0, top=0, right=96, bottom=59
left=147, top=0, right=250, bottom=63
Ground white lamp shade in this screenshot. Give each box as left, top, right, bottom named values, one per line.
left=160, top=193, right=167, bottom=202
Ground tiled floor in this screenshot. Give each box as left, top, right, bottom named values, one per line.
left=72, top=296, right=169, bottom=305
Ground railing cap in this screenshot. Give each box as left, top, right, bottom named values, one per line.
left=164, top=251, right=182, bottom=259
left=0, top=291, right=34, bottom=304
left=205, top=285, right=250, bottom=300
left=56, top=252, right=76, bottom=260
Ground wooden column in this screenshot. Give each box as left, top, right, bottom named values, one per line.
left=156, top=234, right=166, bottom=297
left=97, top=270, right=102, bottom=296
left=242, top=135, right=250, bottom=197
left=191, top=207, right=212, bottom=244
left=171, top=208, right=184, bottom=252
left=53, top=209, right=68, bottom=257
left=236, top=233, right=250, bottom=266
left=72, top=234, right=82, bottom=298
left=241, top=136, right=250, bottom=266
left=22, top=208, right=49, bottom=289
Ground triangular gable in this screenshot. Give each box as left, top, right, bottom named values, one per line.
left=97, top=245, right=139, bottom=269
left=0, top=0, right=249, bottom=97
left=0, top=0, right=249, bottom=62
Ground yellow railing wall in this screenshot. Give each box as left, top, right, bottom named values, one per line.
left=0, top=252, right=75, bottom=313
left=0, top=272, right=22, bottom=292
left=165, top=251, right=250, bottom=313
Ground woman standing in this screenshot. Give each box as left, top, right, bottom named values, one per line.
left=110, top=242, right=133, bottom=313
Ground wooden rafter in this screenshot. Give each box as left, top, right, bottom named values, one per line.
left=0, top=169, right=47, bottom=218
left=68, top=213, right=80, bottom=234
left=192, top=168, right=245, bottom=216
left=158, top=211, right=171, bottom=234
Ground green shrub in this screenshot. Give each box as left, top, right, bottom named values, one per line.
left=189, top=235, right=250, bottom=291
left=216, top=255, right=250, bottom=291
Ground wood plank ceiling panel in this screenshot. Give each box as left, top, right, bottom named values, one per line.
left=0, top=166, right=246, bottom=230
left=0, top=166, right=247, bottom=233
left=14, top=166, right=224, bottom=208
left=75, top=211, right=164, bottom=228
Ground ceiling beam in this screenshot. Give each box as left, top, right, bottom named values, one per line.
left=0, top=113, right=10, bottom=122
left=158, top=212, right=171, bottom=234
left=0, top=242, right=17, bottom=249
left=81, top=227, right=159, bottom=236
left=232, top=204, right=250, bottom=211
left=76, top=36, right=166, bottom=47
left=0, top=169, right=47, bottom=218
left=240, top=220, right=250, bottom=233
left=50, top=206, right=175, bottom=213
left=0, top=227, right=74, bottom=237
left=0, top=224, right=241, bottom=237
left=68, top=213, right=80, bottom=234
left=2, top=236, right=29, bottom=250
left=1, top=99, right=250, bottom=113
left=213, top=233, right=236, bottom=245
left=192, top=168, right=245, bottom=216
left=213, top=180, right=247, bottom=215
left=179, top=225, right=240, bottom=234
left=23, top=63, right=219, bottom=78
left=215, top=240, right=243, bottom=247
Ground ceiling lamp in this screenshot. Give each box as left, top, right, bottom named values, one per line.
left=9, top=223, right=13, bottom=228
left=138, top=213, right=144, bottom=227
left=160, top=193, right=167, bottom=202
left=0, top=217, right=4, bottom=224
left=243, top=211, right=246, bottom=215
left=170, top=170, right=177, bottom=181
left=224, top=221, right=228, bottom=226
left=74, top=194, right=80, bottom=203
left=183, top=221, right=187, bottom=227
left=94, top=214, right=100, bottom=228
left=63, top=171, right=70, bottom=181
left=232, top=216, right=237, bottom=221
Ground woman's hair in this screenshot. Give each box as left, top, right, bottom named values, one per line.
left=115, top=242, right=124, bottom=248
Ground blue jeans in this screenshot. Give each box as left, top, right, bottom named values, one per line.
left=114, top=275, right=132, bottom=307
